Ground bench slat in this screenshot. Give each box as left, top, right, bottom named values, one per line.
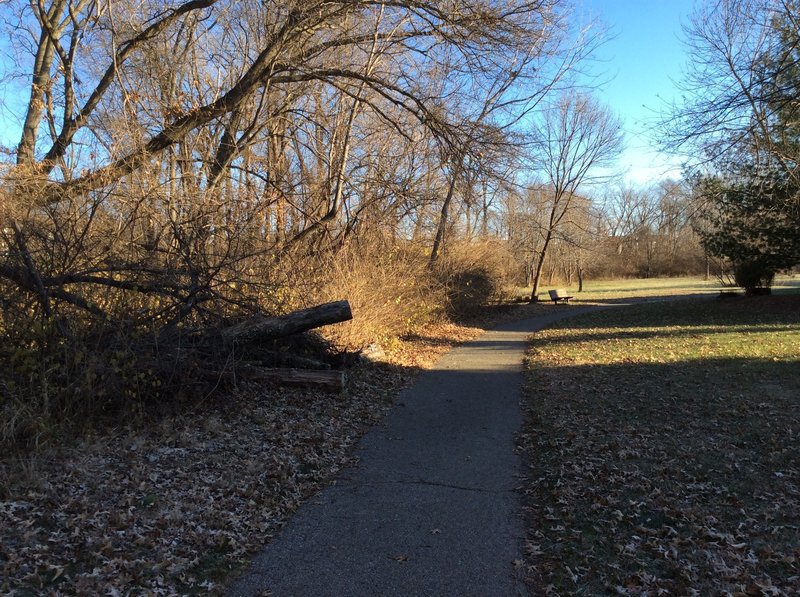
left=548, top=289, right=573, bottom=303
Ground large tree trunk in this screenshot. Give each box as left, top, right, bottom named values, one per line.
left=17, top=0, right=68, bottom=166
left=529, top=233, right=552, bottom=303
left=220, top=300, right=352, bottom=344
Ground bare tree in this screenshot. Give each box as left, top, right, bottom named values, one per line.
left=528, top=92, right=623, bottom=301
left=662, top=0, right=800, bottom=182
left=661, top=0, right=800, bottom=283
left=427, top=2, right=605, bottom=263
left=1, top=0, right=592, bottom=331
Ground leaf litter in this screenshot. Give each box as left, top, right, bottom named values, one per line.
left=519, top=296, right=800, bottom=595
left=0, top=318, right=491, bottom=596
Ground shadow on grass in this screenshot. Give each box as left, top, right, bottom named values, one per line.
left=520, top=349, right=800, bottom=593
left=379, top=333, right=800, bottom=592
left=526, top=357, right=800, bottom=426
left=535, top=323, right=799, bottom=346
left=532, top=294, right=800, bottom=343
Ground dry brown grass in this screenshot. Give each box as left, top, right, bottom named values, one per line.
left=313, top=242, right=445, bottom=351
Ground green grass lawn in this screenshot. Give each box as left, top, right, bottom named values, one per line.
left=520, top=291, right=800, bottom=594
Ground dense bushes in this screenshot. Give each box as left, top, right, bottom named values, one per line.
left=313, top=238, right=446, bottom=350
left=314, top=237, right=516, bottom=348
left=434, top=240, right=515, bottom=319
left=733, top=260, right=775, bottom=294
left=0, top=223, right=520, bottom=450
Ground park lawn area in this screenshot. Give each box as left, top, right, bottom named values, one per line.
left=520, top=294, right=800, bottom=595
left=568, top=275, right=720, bottom=300
left=528, top=274, right=800, bottom=303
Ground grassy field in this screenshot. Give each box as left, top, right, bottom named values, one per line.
left=526, top=274, right=800, bottom=302
left=520, top=286, right=800, bottom=594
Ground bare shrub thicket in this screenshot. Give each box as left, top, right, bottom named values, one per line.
left=0, top=0, right=591, bottom=446
left=311, top=237, right=446, bottom=350
left=435, top=239, right=516, bottom=319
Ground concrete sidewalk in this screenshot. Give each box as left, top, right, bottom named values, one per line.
left=228, top=309, right=588, bottom=597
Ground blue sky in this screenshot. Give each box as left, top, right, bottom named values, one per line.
left=578, top=0, right=697, bottom=185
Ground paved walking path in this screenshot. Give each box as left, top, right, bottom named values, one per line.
left=228, top=308, right=591, bottom=597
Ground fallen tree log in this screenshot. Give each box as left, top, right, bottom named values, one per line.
left=246, top=350, right=332, bottom=370
left=236, top=365, right=345, bottom=392
left=220, top=300, right=352, bottom=345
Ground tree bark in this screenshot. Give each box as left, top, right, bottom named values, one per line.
left=430, top=162, right=460, bottom=264
left=17, top=0, right=68, bottom=166
left=529, top=230, right=552, bottom=303
left=220, top=300, right=352, bottom=344
left=236, top=365, right=345, bottom=392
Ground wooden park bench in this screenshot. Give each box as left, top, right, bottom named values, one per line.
left=548, top=288, right=573, bottom=304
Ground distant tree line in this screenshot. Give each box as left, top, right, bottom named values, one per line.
left=493, top=178, right=708, bottom=292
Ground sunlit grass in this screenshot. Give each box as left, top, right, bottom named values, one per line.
left=538, top=299, right=800, bottom=365
left=521, top=274, right=800, bottom=302
left=576, top=275, right=719, bottom=299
